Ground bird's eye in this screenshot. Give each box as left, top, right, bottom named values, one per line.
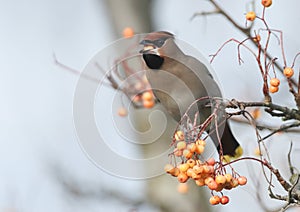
left=154, top=39, right=165, bottom=47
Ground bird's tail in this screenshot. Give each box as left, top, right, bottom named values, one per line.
left=219, top=121, right=243, bottom=161
left=210, top=120, right=243, bottom=162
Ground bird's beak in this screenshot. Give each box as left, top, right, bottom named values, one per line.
left=139, top=40, right=158, bottom=54
left=139, top=45, right=155, bottom=54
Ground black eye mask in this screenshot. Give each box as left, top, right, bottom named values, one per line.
left=140, top=37, right=169, bottom=48
left=152, top=38, right=166, bottom=47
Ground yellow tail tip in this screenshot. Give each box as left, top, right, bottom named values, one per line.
left=234, top=146, right=243, bottom=158
left=222, top=146, right=243, bottom=163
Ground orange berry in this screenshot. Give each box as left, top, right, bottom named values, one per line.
left=195, top=178, right=205, bottom=186
left=186, top=159, right=196, bottom=168
left=193, top=165, right=203, bottom=174
left=238, top=176, right=247, bottom=185
left=183, top=149, right=193, bottom=159
left=284, top=67, right=294, bottom=78
left=177, top=183, right=188, bottom=193
left=122, top=27, right=134, bottom=38
left=164, top=164, right=174, bottom=173
left=191, top=172, right=201, bottom=180
left=195, top=144, right=205, bottom=154
left=196, top=139, right=206, bottom=146
left=208, top=180, right=218, bottom=190
left=177, top=141, right=187, bottom=150
left=164, top=165, right=180, bottom=177
left=170, top=168, right=180, bottom=177
left=253, top=34, right=261, bottom=42
left=203, top=165, right=214, bottom=174
left=187, top=143, right=197, bottom=153
left=270, top=78, right=280, bottom=87
left=141, top=91, right=153, bottom=101
left=143, top=99, right=155, bottom=108
left=269, top=86, right=279, bottom=93
left=175, top=131, right=185, bottom=141
left=224, top=173, right=233, bottom=183
left=215, top=175, right=227, bottom=185
left=117, top=107, right=128, bottom=117
left=205, top=177, right=214, bottom=185
left=246, top=11, right=256, bottom=21
left=261, top=0, right=272, bottom=7
left=186, top=168, right=195, bottom=177
left=231, top=178, right=239, bottom=188
left=209, top=195, right=221, bottom=205
left=173, top=148, right=183, bottom=157
left=177, top=172, right=189, bottom=183
left=220, top=196, right=230, bottom=205
left=179, top=163, right=190, bottom=172
left=206, top=158, right=216, bottom=166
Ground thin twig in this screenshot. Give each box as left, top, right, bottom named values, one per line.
left=258, top=122, right=300, bottom=143
left=195, top=0, right=298, bottom=87
left=224, top=156, right=292, bottom=191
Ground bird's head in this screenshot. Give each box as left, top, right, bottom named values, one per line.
left=139, top=31, right=174, bottom=69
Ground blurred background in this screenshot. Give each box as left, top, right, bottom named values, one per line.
left=0, top=0, right=300, bottom=211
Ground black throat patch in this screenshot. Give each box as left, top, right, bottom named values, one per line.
left=142, top=54, right=164, bottom=69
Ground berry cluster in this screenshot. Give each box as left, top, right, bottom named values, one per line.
left=245, top=0, right=272, bottom=22
left=243, top=0, right=295, bottom=95
left=268, top=67, right=294, bottom=94
left=117, top=27, right=157, bottom=117
left=118, top=90, right=156, bottom=117
left=131, top=90, right=156, bottom=109
left=269, top=78, right=280, bottom=93
left=165, top=131, right=247, bottom=205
